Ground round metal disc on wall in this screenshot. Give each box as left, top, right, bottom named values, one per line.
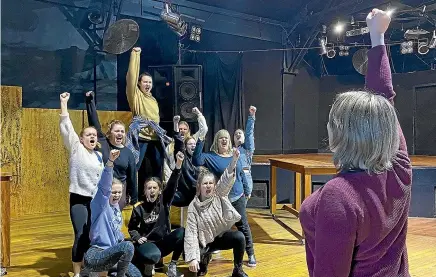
left=103, top=19, right=139, bottom=55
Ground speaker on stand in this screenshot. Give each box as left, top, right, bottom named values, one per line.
left=149, top=65, right=203, bottom=134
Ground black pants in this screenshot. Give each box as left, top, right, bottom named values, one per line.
left=204, top=230, right=245, bottom=266
left=231, top=195, right=254, bottom=256
left=134, top=228, right=184, bottom=266
left=137, top=140, right=164, bottom=194
left=70, top=193, right=92, bottom=262
left=172, top=190, right=195, bottom=207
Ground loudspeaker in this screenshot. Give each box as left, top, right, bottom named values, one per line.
left=247, top=180, right=269, bottom=208
left=149, top=65, right=203, bottom=122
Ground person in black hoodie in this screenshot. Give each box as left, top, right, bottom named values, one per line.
left=171, top=115, right=201, bottom=207
left=128, top=152, right=185, bottom=277
left=85, top=91, right=137, bottom=209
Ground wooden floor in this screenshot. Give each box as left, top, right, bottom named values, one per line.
left=6, top=210, right=436, bottom=277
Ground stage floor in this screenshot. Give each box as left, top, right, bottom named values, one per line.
left=6, top=209, right=436, bottom=277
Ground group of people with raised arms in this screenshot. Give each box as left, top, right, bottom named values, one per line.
left=60, top=44, right=257, bottom=276
left=59, top=7, right=413, bottom=277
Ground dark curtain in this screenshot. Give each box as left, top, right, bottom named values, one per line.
left=185, top=52, right=245, bottom=147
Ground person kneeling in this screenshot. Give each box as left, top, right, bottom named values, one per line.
left=184, top=148, right=249, bottom=277
left=83, top=150, right=141, bottom=277
left=128, top=152, right=185, bottom=277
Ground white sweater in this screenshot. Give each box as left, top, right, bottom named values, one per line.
left=184, top=168, right=240, bottom=263
left=60, top=114, right=104, bottom=197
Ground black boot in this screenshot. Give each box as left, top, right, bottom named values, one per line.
left=197, top=252, right=212, bottom=276
left=231, top=265, right=249, bottom=277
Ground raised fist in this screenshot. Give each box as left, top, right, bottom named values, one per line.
left=133, top=47, right=141, bottom=52
left=175, top=151, right=185, bottom=169
left=366, top=8, right=391, bottom=34
left=60, top=92, right=70, bottom=102
left=85, top=91, right=94, bottom=98
left=192, top=107, right=201, bottom=115
left=109, top=149, right=120, bottom=162
left=173, top=115, right=181, bottom=123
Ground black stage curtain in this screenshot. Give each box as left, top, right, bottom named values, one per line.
left=185, top=52, right=245, bottom=147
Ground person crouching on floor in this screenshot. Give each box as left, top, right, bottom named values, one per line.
left=128, top=152, right=185, bottom=277
left=184, top=148, right=249, bottom=277
left=83, top=149, right=142, bottom=277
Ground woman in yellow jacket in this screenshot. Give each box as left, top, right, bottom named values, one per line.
left=126, top=47, right=164, bottom=182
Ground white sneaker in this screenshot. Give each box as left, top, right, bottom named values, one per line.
left=166, top=261, right=184, bottom=277
left=211, top=250, right=220, bottom=254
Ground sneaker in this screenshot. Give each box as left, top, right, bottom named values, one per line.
left=167, top=261, right=184, bottom=277
left=231, top=266, right=249, bottom=277
left=211, top=250, right=220, bottom=254
left=197, top=253, right=212, bottom=276
left=143, top=264, right=155, bottom=277
left=247, top=254, right=257, bottom=267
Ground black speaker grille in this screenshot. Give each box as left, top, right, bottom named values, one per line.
left=179, top=82, right=197, bottom=101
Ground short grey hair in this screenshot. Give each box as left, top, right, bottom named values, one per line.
left=328, top=90, right=399, bottom=174
left=210, top=129, right=232, bottom=154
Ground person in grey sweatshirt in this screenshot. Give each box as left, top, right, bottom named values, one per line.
left=83, top=149, right=141, bottom=277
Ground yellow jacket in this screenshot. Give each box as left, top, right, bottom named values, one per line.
left=126, top=49, right=160, bottom=140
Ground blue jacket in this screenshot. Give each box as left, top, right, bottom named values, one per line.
left=89, top=166, right=124, bottom=249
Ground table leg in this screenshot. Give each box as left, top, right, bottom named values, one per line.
left=303, top=174, right=312, bottom=201
left=270, top=165, right=277, bottom=215
left=294, top=172, right=302, bottom=211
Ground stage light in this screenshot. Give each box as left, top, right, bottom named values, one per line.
left=418, top=38, right=429, bottom=55
left=326, top=43, right=336, bottom=58
left=400, top=41, right=414, bottom=54
left=334, top=22, right=345, bottom=34
left=429, top=30, right=436, bottom=48
left=338, top=45, right=349, bottom=56
left=161, top=3, right=187, bottom=37
left=386, top=9, right=395, bottom=17
left=350, top=16, right=355, bottom=25
left=189, top=25, right=202, bottom=42
left=322, top=25, right=327, bottom=34
left=319, top=37, right=327, bottom=55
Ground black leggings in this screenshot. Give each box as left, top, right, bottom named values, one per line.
left=70, top=193, right=92, bottom=263
left=204, top=230, right=245, bottom=266
left=134, top=228, right=184, bottom=267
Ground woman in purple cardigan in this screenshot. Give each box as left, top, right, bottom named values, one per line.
left=299, top=9, right=412, bottom=277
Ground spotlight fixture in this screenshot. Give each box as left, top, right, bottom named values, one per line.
left=339, top=45, right=349, bottom=56
left=160, top=3, right=187, bottom=37
left=429, top=30, right=436, bottom=48
left=400, top=41, right=414, bottom=54
left=404, top=28, right=429, bottom=40
left=322, top=25, right=327, bottom=34
left=189, top=25, right=202, bottom=42
left=326, top=43, right=336, bottom=58
left=319, top=37, right=327, bottom=55
left=418, top=38, right=429, bottom=55
left=346, top=27, right=369, bottom=37
left=334, top=22, right=345, bottom=34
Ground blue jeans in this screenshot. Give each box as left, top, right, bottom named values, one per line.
left=84, top=241, right=141, bottom=277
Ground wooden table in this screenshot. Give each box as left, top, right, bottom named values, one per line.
left=1, top=172, right=12, bottom=274
left=267, top=154, right=436, bottom=242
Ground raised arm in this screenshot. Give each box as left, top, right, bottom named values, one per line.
left=126, top=47, right=141, bottom=112
left=216, top=148, right=239, bottom=197
left=191, top=107, right=208, bottom=141
left=192, top=139, right=207, bottom=166
left=365, top=9, right=394, bottom=102
left=162, top=152, right=184, bottom=206
left=173, top=115, right=185, bottom=155
left=91, top=150, right=120, bottom=217
left=184, top=205, right=201, bottom=272
left=366, top=9, right=408, bottom=153
left=85, top=91, right=105, bottom=140
left=59, top=92, right=80, bottom=153
left=243, top=106, right=256, bottom=154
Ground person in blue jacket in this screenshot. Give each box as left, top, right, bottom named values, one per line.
left=83, top=149, right=141, bottom=277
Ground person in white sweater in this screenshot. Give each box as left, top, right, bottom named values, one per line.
left=163, top=107, right=208, bottom=184
left=59, top=92, right=104, bottom=277
left=184, top=148, right=249, bottom=277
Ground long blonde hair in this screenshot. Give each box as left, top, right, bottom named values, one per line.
left=328, top=90, right=399, bottom=173
left=210, top=129, right=232, bottom=155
